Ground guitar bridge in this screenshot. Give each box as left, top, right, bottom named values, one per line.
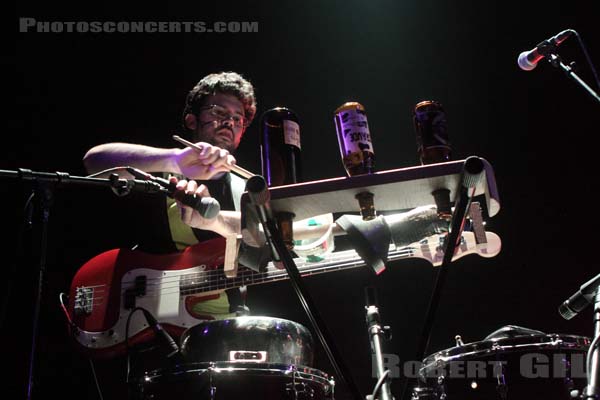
left=74, top=287, right=94, bottom=316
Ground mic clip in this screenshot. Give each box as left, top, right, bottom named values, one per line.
left=535, top=38, right=559, bottom=58
left=108, top=172, right=167, bottom=197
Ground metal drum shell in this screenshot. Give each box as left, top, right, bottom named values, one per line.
left=180, top=316, right=315, bottom=367
left=135, top=362, right=334, bottom=400
left=420, top=333, right=591, bottom=373
left=417, top=333, right=591, bottom=400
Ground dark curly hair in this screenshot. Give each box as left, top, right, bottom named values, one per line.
left=182, top=71, right=257, bottom=136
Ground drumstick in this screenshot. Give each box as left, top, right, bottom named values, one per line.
left=172, top=135, right=255, bottom=179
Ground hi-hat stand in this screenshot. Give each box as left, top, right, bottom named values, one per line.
left=365, top=286, right=393, bottom=400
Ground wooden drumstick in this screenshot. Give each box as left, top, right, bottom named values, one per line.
left=172, top=135, right=255, bottom=179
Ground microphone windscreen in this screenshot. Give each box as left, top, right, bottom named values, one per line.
left=558, top=302, right=576, bottom=320
left=517, top=51, right=537, bottom=71
left=199, top=196, right=221, bottom=219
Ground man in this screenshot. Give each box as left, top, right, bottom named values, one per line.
left=83, top=71, right=257, bottom=320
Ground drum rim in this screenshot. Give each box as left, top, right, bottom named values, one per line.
left=142, top=361, right=332, bottom=381
left=421, top=333, right=591, bottom=369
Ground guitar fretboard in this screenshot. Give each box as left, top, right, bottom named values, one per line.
left=179, top=243, right=420, bottom=295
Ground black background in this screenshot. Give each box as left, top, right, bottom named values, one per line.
left=7, top=1, right=600, bottom=399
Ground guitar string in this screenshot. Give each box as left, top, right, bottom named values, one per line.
left=114, top=232, right=493, bottom=290
left=78, top=248, right=421, bottom=306
left=77, top=233, right=489, bottom=300
left=78, top=248, right=460, bottom=308
left=81, top=240, right=488, bottom=305
left=82, top=249, right=418, bottom=305
left=79, top=233, right=494, bottom=305
left=115, top=247, right=408, bottom=289
left=121, top=247, right=417, bottom=292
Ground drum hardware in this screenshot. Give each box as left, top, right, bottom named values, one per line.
left=401, top=157, right=486, bottom=400
left=286, top=365, right=317, bottom=400
left=208, top=362, right=217, bottom=400
left=246, top=175, right=362, bottom=399
left=494, top=362, right=508, bottom=400
left=413, top=329, right=591, bottom=400
left=235, top=285, right=251, bottom=316
left=239, top=157, right=499, bottom=400
left=180, top=317, right=315, bottom=366
left=365, top=286, right=394, bottom=400
left=559, top=274, right=600, bottom=399
left=229, top=350, right=267, bottom=362
left=135, top=361, right=334, bottom=400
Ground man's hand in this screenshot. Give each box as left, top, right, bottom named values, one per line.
left=174, top=142, right=237, bottom=180
left=172, top=177, right=218, bottom=229
left=171, top=176, right=242, bottom=237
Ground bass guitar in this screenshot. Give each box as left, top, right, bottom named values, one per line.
left=68, top=231, right=500, bottom=358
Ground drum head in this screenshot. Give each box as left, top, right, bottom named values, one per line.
left=134, top=362, right=334, bottom=400
left=180, top=316, right=315, bottom=366
left=418, top=333, right=591, bottom=400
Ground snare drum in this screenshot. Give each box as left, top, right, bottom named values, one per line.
left=134, top=317, right=334, bottom=399
left=414, top=333, right=590, bottom=400
left=134, top=362, right=334, bottom=400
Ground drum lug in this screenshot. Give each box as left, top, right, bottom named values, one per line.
left=454, top=335, right=465, bottom=347
left=286, top=366, right=316, bottom=399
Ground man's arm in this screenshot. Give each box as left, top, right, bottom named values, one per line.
left=83, top=142, right=236, bottom=180
left=83, top=143, right=179, bottom=175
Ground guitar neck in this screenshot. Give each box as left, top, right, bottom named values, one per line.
left=178, top=230, right=501, bottom=297
left=180, top=244, right=416, bottom=295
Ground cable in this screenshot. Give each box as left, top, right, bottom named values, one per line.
left=58, top=292, right=105, bottom=399
left=0, top=191, right=35, bottom=329
left=368, top=369, right=391, bottom=400
left=88, top=359, right=105, bottom=400
left=58, top=292, right=75, bottom=328
left=572, top=30, right=600, bottom=91
left=587, top=334, right=600, bottom=383
left=125, top=307, right=148, bottom=385
left=85, top=166, right=131, bottom=178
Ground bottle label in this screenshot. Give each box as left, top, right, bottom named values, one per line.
left=335, top=108, right=373, bottom=155
left=283, top=119, right=301, bottom=149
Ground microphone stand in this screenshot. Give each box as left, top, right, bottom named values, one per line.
left=584, top=291, right=600, bottom=399
left=245, top=175, right=363, bottom=400
left=400, top=156, right=484, bottom=400
left=0, top=168, right=163, bottom=400
left=544, top=52, right=600, bottom=105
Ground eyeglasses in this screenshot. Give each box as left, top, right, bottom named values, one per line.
left=199, top=104, right=246, bottom=128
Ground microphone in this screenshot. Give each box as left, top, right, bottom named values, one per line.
left=141, top=309, right=181, bottom=359
left=518, top=29, right=574, bottom=71
left=126, top=167, right=220, bottom=219
left=559, top=272, right=600, bottom=320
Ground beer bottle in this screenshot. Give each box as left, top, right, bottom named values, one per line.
left=413, top=100, right=451, bottom=165
left=259, top=107, right=302, bottom=187
left=334, top=101, right=375, bottom=176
